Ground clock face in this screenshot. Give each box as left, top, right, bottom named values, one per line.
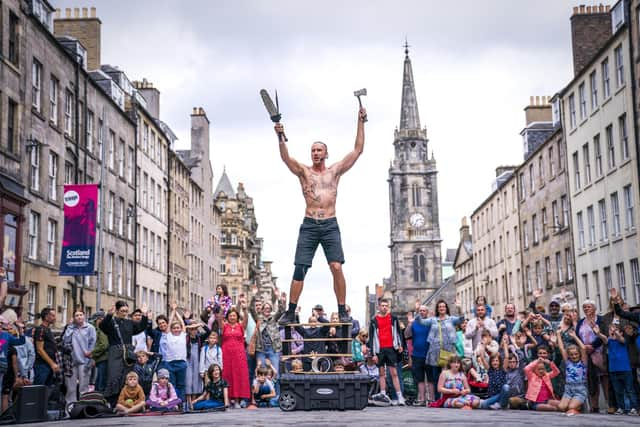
left=410, top=213, right=425, bottom=228
left=219, top=201, right=225, bottom=211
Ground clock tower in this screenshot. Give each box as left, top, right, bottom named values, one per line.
left=387, top=45, right=442, bottom=314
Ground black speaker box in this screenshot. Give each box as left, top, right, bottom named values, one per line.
left=15, top=385, right=48, bottom=423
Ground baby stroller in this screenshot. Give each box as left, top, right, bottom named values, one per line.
left=401, top=365, right=417, bottom=406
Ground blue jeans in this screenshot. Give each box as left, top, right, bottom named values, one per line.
left=610, top=371, right=638, bottom=411
left=33, top=361, right=53, bottom=386
left=94, top=360, right=108, bottom=393
left=256, top=347, right=280, bottom=373
left=160, top=360, right=187, bottom=404
left=480, top=384, right=510, bottom=409
left=247, top=350, right=257, bottom=386
left=193, top=400, right=224, bottom=410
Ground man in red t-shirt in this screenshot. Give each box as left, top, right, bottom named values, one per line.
left=368, top=299, right=404, bottom=406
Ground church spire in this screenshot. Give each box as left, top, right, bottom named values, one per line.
left=399, top=40, right=421, bottom=130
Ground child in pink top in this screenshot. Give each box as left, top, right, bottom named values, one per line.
left=524, top=357, right=560, bottom=411
left=146, top=368, right=182, bottom=411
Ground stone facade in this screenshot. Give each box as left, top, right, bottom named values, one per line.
left=570, top=4, right=612, bottom=76
left=561, top=8, right=640, bottom=309
left=214, top=172, right=261, bottom=303
left=168, top=150, right=190, bottom=309
left=454, top=218, right=474, bottom=318
left=517, top=103, right=577, bottom=310
left=387, top=47, right=442, bottom=314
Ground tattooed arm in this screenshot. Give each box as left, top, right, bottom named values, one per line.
left=276, top=123, right=304, bottom=176
left=334, top=108, right=366, bottom=176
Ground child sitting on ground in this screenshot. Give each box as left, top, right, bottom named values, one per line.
left=431, top=355, right=481, bottom=409
left=116, top=371, right=146, bottom=415
left=352, top=329, right=368, bottom=367
left=146, top=368, right=182, bottom=411
left=523, top=357, right=560, bottom=411
left=133, top=351, right=154, bottom=397
left=251, top=366, right=276, bottom=408
left=192, top=364, right=229, bottom=410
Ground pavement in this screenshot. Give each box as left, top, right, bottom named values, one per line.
left=34, top=407, right=640, bottom=427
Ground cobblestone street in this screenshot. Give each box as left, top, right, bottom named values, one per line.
left=35, top=407, right=640, bottom=427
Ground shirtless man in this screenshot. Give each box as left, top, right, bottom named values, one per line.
left=276, top=107, right=367, bottom=326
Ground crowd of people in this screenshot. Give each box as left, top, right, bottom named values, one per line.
left=0, top=283, right=638, bottom=418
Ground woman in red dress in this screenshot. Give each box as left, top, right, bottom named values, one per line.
left=221, top=305, right=250, bottom=408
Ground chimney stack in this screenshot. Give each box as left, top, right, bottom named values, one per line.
left=190, top=107, right=211, bottom=161
left=570, top=4, right=612, bottom=76
left=460, top=217, right=470, bottom=242
left=524, top=95, right=552, bottom=125
left=134, top=79, right=161, bottom=120
left=53, top=7, right=102, bottom=70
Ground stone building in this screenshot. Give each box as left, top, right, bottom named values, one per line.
left=177, top=108, right=220, bottom=313
left=470, top=167, right=522, bottom=318
left=4, top=4, right=138, bottom=325
left=560, top=3, right=640, bottom=309
left=214, top=171, right=261, bottom=303
left=168, top=149, right=191, bottom=309
left=453, top=218, right=474, bottom=318
left=516, top=98, right=576, bottom=310
left=386, top=46, right=442, bottom=314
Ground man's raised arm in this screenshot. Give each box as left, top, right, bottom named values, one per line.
left=275, top=123, right=304, bottom=176
left=335, top=108, right=366, bottom=176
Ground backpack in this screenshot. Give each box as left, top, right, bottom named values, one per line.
left=67, top=391, right=114, bottom=419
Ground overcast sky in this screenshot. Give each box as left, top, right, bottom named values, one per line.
left=57, top=0, right=578, bottom=322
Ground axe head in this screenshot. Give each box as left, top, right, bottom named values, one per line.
left=353, top=88, right=367, bottom=97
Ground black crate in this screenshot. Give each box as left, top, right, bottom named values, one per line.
left=278, top=373, right=369, bottom=411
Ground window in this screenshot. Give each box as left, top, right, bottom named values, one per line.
left=572, top=152, right=580, bottom=191
left=545, top=257, right=551, bottom=287
left=519, top=173, right=526, bottom=200
left=142, top=228, right=148, bottom=264
left=97, top=119, right=103, bottom=160
left=542, top=208, right=548, bottom=237
left=108, top=131, right=115, bottom=170
left=538, top=156, right=544, bottom=187
left=142, top=173, right=148, bottom=209
left=143, top=123, right=149, bottom=153
left=27, top=283, right=38, bottom=322
left=556, top=252, right=563, bottom=284
left=599, top=199, right=608, bottom=241
left=117, top=198, right=125, bottom=235
left=604, top=266, right=613, bottom=294
left=526, top=265, right=532, bottom=293
left=529, top=164, right=534, bottom=194
left=631, top=259, right=640, bottom=304
left=8, top=12, right=19, bottom=65
left=535, top=261, right=542, bottom=289
left=532, top=214, right=539, bottom=244
left=7, top=99, right=17, bottom=154
left=116, top=256, right=123, bottom=295
left=523, top=220, right=529, bottom=248
left=127, top=204, right=133, bottom=239
left=127, top=260, right=133, bottom=297
left=32, top=60, right=42, bottom=111
left=127, top=147, right=134, bottom=183
left=30, top=146, right=40, bottom=191
left=411, top=184, right=421, bottom=207
left=150, top=179, right=155, bottom=215
left=552, top=200, right=559, bottom=228
left=582, top=143, right=591, bottom=184
left=47, top=219, right=56, bottom=264
left=548, top=146, right=555, bottom=177
left=64, top=161, right=74, bottom=185
left=64, top=90, right=73, bottom=135
left=157, top=139, right=162, bottom=168
left=48, top=152, right=57, bottom=199
left=86, top=110, right=93, bottom=152
left=28, top=211, right=39, bottom=259
left=107, top=252, right=114, bottom=292
left=602, top=57, right=611, bottom=98
left=624, top=184, right=635, bottom=230
left=619, top=114, right=629, bottom=160
left=108, top=192, right=114, bottom=231
left=46, top=286, right=55, bottom=308
left=568, top=93, right=576, bottom=129
left=118, top=139, right=125, bottom=177
left=231, top=256, right=238, bottom=274
left=614, top=44, right=624, bottom=87
left=590, top=70, right=598, bottom=109
left=150, top=131, right=156, bottom=161
left=156, top=184, right=162, bottom=217
left=587, top=205, right=595, bottom=246
left=606, top=124, right=615, bottom=169
left=150, top=232, right=155, bottom=268
left=577, top=211, right=585, bottom=249
left=611, top=191, right=621, bottom=236
left=582, top=274, right=589, bottom=303
left=561, top=195, right=569, bottom=227
left=594, top=271, right=602, bottom=311
left=617, top=263, right=627, bottom=300
left=566, top=248, right=574, bottom=281
left=156, top=236, right=161, bottom=271
left=49, top=76, right=58, bottom=124
left=594, top=134, right=602, bottom=177
left=578, top=82, right=587, bottom=119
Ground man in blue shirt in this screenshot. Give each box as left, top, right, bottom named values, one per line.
left=405, top=305, right=431, bottom=406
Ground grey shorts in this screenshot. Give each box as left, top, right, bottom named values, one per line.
left=562, top=383, right=587, bottom=403
left=293, top=217, right=345, bottom=266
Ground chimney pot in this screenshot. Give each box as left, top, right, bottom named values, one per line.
left=192, top=107, right=198, bottom=115
left=90, top=7, right=97, bottom=18
left=529, top=95, right=534, bottom=105
left=586, top=6, right=592, bottom=13
left=73, top=8, right=80, bottom=18
left=573, top=6, right=579, bottom=14
left=579, top=5, right=586, bottom=13
left=55, top=8, right=61, bottom=18
left=82, top=7, right=88, bottom=17
left=65, top=8, right=71, bottom=17
left=606, top=5, right=610, bottom=11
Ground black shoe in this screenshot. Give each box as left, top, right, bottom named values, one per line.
left=278, top=311, right=296, bottom=326
left=339, top=311, right=351, bottom=323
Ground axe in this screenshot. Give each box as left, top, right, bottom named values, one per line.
left=353, top=88, right=368, bottom=122
left=260, top=89, right=287, bottom=142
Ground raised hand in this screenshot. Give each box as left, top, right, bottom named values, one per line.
left=171, top=301, right=178, bottom=311
left=533, top=288, right=543, bottom=299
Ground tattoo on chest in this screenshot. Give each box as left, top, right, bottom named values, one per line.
left=302, top=172, right=337, bottom=203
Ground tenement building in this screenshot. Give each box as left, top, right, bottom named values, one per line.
left=516, top=98, right=576, bottom=309
left=470, top=166, right=522, bottom=317
left=177, top=108, right=220, bottom=312
left=168, top=148, right=191, bottom=309
left=453, top=218, right=474, bottom=318
left=387, top=46, right=442, bottom=314
left=560, top=4, right=640, bottom=308
left=214, top=171, right=261, bottom=303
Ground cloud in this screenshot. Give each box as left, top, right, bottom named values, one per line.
left=55, top=0, right=577, bottom=322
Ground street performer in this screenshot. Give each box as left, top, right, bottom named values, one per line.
left=276, top=107, right=366, bottom=326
